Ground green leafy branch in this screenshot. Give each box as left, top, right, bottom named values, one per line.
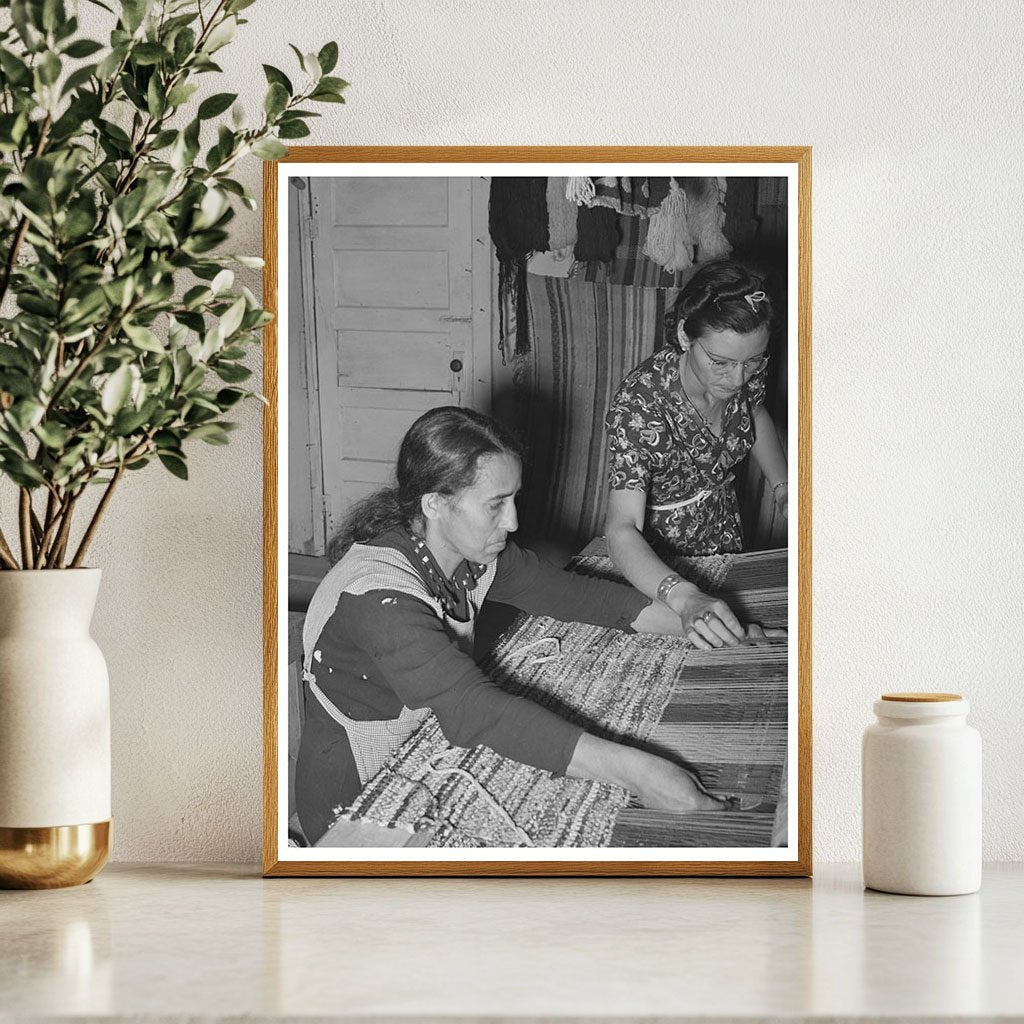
left=0, top=0, right=347, bottom=568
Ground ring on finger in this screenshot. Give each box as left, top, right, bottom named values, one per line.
left=701, top=609, right=714, bottom=623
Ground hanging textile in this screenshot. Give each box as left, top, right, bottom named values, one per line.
left=515, top=275, right=677, bottom=550
left=546, top=176, right=578, bottom=253
left=581, top=214, right=694, bottom=289
left=488, top=177, right=549, bottom=358
left=573, top=204, right=619, bottom=263
left=570, top=177, right=732, bottom=274
left=589, top=176, right=671, bottom=217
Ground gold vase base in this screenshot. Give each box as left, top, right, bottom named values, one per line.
left=0, top=821, right=110, bottom=889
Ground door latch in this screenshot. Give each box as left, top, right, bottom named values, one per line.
left=450, top=351, right=466, bottom=405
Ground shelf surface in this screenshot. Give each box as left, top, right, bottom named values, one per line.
left=2, top=862, right=1021, bottom=1021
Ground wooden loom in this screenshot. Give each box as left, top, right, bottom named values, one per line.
left=324, top=542, right=790, bottom=850
left=582, top=541, right=788, bottom=848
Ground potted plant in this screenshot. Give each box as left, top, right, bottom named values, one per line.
left=0, top=0, right=345, bottom=887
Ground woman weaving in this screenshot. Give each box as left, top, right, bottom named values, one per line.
left=296, top=406, right=740, bottom=844
left=605, top=260, right=789, bottom=650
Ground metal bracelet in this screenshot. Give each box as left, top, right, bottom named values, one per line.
left=656, top=573, right=686, bottom=607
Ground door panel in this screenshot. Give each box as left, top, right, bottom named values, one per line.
left=310, top=177, right=479, bottom=539
left=336, top=250, right=451, bottom=308
left=329, top=176, right=449, bottom=226
left=339, top=407, right=432, bottom=462
left=338, top=330, right=453, bottom=391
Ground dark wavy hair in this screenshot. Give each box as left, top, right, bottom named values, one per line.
left=664, top=259, right=774, bottom=348
left=328, top=406, right=524, bottom=563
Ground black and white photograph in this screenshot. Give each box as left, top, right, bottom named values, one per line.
left=266, top=150, right=810, bottom=875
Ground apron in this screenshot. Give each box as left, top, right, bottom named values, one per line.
left=301, top=542, right=498, bottom=787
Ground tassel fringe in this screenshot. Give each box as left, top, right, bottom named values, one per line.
left=565, top=176, right=596, bottom=206
left=644, top=179, right=693, bottom=272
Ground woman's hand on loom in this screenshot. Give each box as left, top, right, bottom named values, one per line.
left=630, top=752, right=733, bottom=813
left=632, top=585, right=745, bottom=649
left=668, top=587, right=745, bottom=649
left=567, top=735, right=731, bottom=813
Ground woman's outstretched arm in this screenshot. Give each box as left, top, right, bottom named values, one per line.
left=567, top=732, right=728, bottom=812
left=605, top=488, right=744, bottom=648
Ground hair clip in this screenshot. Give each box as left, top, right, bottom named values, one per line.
left=744, top=290, right=766, bottom=311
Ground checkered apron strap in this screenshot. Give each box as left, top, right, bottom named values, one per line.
left=305, top=677, right=429, bottom=786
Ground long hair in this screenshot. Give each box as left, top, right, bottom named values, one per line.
left=664, top=259, right=774, bottom=348
left=328, top=406, right=524, bottom=563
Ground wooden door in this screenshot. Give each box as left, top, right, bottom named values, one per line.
left=309, top=177, right=490, bottom=542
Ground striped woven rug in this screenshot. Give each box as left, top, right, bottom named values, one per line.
left=515, top=276, right=675, bottom=552
left=336, top=549, right=788, bottom=849
left=612, top=643, right=787, bottom=847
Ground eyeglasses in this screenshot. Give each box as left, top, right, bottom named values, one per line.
left=694, top=340, right=769, bottom=377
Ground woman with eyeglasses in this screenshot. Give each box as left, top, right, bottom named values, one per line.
left=604, top=259, right=789, bottom=650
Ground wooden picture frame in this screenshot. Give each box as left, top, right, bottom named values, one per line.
left=263, top=147, right=812, bottom=877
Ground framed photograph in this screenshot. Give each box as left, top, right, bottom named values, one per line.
left=262, top=147, right=811, bottom=877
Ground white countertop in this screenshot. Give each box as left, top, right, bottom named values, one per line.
left=2, top=862, right=1021, bottom=1021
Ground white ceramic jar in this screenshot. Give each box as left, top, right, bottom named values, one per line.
left=862, top=692, right=981, bottom=895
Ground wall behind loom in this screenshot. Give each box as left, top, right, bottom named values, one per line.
left=48, top=1, right=1022, bottom=862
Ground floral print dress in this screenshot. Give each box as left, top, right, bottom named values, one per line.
left=605, top=346, right=766, bottom=556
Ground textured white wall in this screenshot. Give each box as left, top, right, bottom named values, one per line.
left=52, top=0, right=1024, bottom=862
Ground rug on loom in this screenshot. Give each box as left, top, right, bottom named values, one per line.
left=583, top=541, right=789, bottom=846
left=336, top=609, right=691, bottom=848
left=336, top=550, right=786, bottom=849
left=611, top=642, right=788, bottom=847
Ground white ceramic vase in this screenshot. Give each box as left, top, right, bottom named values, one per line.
left=0, top=569, right=111, bottom=888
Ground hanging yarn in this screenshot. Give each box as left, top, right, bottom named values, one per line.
left=565, top=175, right=596, bottom=207
left=488, top=178, right=549, bottom=359
left=546, top=176, right=578, bottom=251
left=688, top=176, right=732, bottom=262
left=644, top=178, right=693, bottom=272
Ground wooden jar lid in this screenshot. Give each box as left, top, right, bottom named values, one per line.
left=881, top=692, right=962, bottom=702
